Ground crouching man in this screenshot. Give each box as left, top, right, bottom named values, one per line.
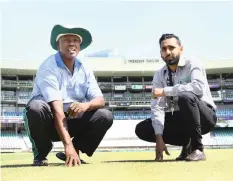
left=135, top=34, right=217, bottom=161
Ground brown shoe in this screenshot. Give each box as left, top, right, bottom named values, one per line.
left=176, top=141, right=192, bottom=161
left=185, top=150, right=206, bottom=161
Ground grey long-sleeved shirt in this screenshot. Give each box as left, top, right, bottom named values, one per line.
left=151, top=56, right=216, bottom=135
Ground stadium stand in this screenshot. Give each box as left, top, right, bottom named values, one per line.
left=0, top=131, right=23, bottom=151
left=212, top=128, right=233, bottom=146
left=1, top=57, right=233, bottom=152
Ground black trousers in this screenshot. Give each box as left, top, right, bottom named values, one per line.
left=135, top=92, right=217, bottom=151
left=23, top=100, right=113, bottom=160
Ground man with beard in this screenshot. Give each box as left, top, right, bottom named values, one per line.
left=135, top=34, right=217, bottom=161
left=24, top=25, right=113, bottom=167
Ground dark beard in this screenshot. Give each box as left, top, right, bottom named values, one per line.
left=166, top=55, right=180, bottom=65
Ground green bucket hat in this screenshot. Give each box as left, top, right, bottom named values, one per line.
left=50, top=24, right=92, bottom=51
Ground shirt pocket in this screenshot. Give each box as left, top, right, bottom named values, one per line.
left=74, top=82, right=88, bottom=100
left=179, top=76, right=191, bottom=85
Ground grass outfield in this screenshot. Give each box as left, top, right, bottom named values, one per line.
left=1, top=149, right=233, bottom=181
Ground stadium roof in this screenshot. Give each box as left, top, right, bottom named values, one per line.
left=1, top=57, right=233, bottom=76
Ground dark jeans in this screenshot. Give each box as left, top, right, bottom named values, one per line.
left=23, top=100, right=113, bottom=160
left=135, top=92, right=217, bottom=151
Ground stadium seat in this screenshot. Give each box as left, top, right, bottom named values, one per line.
left=216, top=109, right=233, bottom=120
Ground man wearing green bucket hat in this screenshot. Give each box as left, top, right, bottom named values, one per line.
left=24, top=25, right=113, bottom=167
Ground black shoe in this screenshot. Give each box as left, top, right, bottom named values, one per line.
left=56, top=152, right=87, bottom=164
left=176, top=140, right=192, bottom=161
left=33, top=158, right=49, bottom=166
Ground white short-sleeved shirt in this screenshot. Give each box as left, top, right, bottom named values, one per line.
left=29, top=52, right=103, bottom=112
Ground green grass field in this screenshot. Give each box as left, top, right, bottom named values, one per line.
left=1, top=149, right=233, bottom=181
